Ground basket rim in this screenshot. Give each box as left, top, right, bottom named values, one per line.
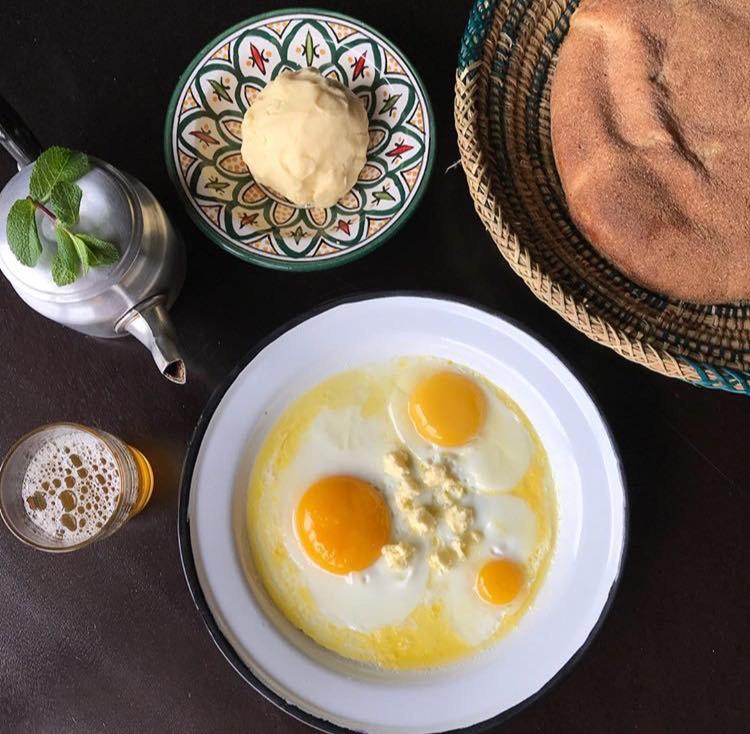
left=453, top=0, right=750, bottom=395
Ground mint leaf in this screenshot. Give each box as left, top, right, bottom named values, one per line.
left=51, top=225, right=80, bottom=285
left=6, top=198, right=42, bottom=266
left=48, top=181, right=82, bottom=226
left=54, top=226, right=79, bottom=271
left=76, top=233, right=120, bottom=267
left=30, top=147, right=89, bottom=202
left=69, top=232, right=91, bottom=274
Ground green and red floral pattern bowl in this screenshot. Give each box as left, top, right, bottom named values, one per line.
left=165, top=9, right=435, bottom=270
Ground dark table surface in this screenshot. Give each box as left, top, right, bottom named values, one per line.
left=1, top=1, right=748, bottom=733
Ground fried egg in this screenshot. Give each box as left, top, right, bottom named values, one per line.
left=271, top=406, right=429, bottom=631
left=388, top=362, right=533, bottom=492
left=439, top=494, right=540, bottom=646
left=247, top=358, right=556, bottom=670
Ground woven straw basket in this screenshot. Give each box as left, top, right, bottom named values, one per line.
left=454, top=0, right=750, bottom=394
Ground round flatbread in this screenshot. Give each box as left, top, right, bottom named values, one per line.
left=550, top=0, right=750, bottom=303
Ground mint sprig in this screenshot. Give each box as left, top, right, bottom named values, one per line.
left=6, top=146, right=120, bottom=286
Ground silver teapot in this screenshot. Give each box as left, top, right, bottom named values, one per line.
left=0, top=98, right=186, bottom=383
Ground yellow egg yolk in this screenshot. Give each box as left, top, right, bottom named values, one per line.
left=408, top=371, right=487, bottom=447
left=295, top=475, right=391, bottom=574
left=476, top=558, right=525, bottom=605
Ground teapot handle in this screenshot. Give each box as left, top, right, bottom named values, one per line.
left=0, top=95, right=42, bottom=169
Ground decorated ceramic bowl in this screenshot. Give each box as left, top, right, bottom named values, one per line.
left=164, top=9, right=435, bottom=270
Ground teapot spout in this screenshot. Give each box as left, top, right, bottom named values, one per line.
left=116, top=295, right=186, bottom=384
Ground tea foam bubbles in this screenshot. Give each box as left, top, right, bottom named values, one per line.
left=21, top=430, right=121, bottom=545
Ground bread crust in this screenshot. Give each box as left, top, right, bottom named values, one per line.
left=550, top=0, right=750, bottom=303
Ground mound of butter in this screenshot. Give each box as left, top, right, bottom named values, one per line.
left=241, top=68, right=369, bottom=208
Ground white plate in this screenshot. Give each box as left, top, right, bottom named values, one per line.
left=178, top=294, right=627, bottom=733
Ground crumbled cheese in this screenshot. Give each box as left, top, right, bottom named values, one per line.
left=399, top=475, right=421, bottom=496
left=429, top=545, right=458, bottom=573
left=381, top=450, right=481, bottom=568
left=444, top=505, right=474, bottom=535
left=433, top=488, right=452, bottom=509
left=383, top=450, right=410, bottom=479
left=395, top=493, right=414, bottom=512
left=450, top=529, right=482, bottom=559
left=420, top=462, right=448, bottom=487
left=466, top=529, right=483, bottom=544
left=406, top=506, right=436, bottom=535
left=450, top=536, right=468, bottom=559
left=395, top=476, right=421, bottom=511
left=382, top=542, right=415, bottom=570
left=434, top=479, right=466, bottom=508
left=422, top=463, right=465, bottom=503
left=444, top=478, right=465, bottom=501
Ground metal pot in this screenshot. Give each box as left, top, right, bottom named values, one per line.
left=0, top=97, right=187, bottom=383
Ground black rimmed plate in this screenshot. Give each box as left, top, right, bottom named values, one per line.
left=178, top=294, right=627, bottom=733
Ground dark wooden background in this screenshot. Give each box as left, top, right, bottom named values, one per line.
left=0, top=1, right=747, bottom=732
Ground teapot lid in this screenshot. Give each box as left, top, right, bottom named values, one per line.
left=0, top=159, right=140, bottom=300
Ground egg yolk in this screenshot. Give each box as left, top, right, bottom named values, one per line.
left=475, top=558, right=525, bottom=606
left=408, top=371, right=486, bottom=447
left=295, top=475, right=391, bottom=575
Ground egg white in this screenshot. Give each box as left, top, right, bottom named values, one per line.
left=388, top=363, right=533, bottom=492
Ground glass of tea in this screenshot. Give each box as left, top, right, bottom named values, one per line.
left=0, top=422, right=153, bottom=552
